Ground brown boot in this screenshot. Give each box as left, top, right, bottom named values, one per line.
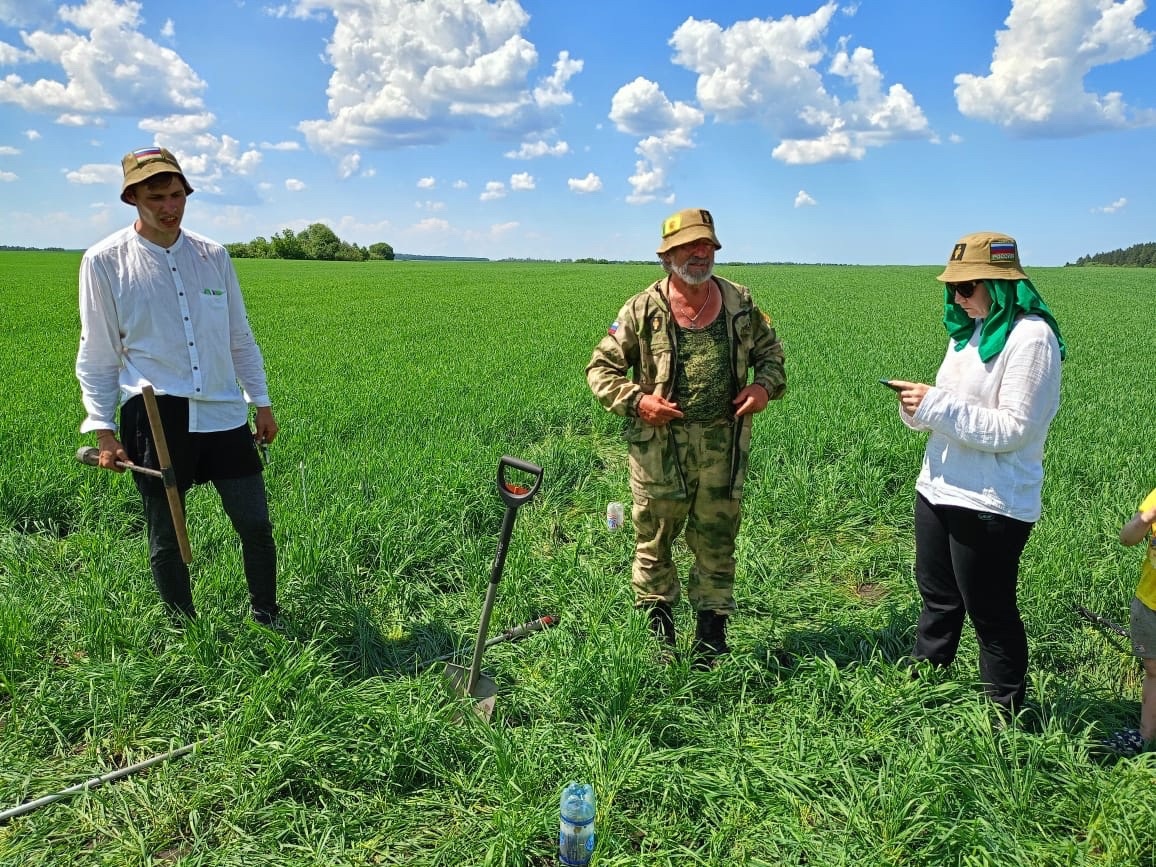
left=692, top=610, right=729, bottom=670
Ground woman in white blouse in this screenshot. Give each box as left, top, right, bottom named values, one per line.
left=886, top=231, right=1065, bottom=717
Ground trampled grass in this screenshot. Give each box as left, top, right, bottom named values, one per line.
left=1, top=252, right=1154, bottom=865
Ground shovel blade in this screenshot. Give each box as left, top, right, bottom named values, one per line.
left=442, top=663, right=499, bottom=722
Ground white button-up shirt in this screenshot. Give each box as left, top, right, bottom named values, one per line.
left=76, top=226, right=271, bottom=434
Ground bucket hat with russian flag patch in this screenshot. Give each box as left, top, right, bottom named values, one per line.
left=120, top=146, right=194, bottom=204
left=937, top=230, right=1028, bottom=282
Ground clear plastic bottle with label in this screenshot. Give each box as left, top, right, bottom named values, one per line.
left=558, top=781, right=596, bottom=866
left=606, top=502, right=624, bottom=532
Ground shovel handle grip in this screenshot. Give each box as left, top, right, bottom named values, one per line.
left=496, top=456, right=543, bottom=507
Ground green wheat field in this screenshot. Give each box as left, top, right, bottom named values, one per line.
left=1, top=251, right=1154, bottom=866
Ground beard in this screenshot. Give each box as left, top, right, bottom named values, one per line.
left=671, top=258, right=714, bottom=286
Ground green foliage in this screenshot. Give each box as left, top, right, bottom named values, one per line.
left=298, top=223, right=341, bottom=261
left=368, top=242, right=394, bottom=261
left=1068, top=241, right=1156, bottom=267
left=2, top=254, right=1155, bottom=864
left=228, top=226, right=379, bottom=262
left=269, top=228, right=307, bottom=260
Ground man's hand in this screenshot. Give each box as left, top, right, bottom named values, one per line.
left=254, top=406, right=279, bottom=445
left=733, top=383, right=770, bottom=418
left=637, top=394, right=684, bottom=426
left=96, top=431, right=129, bottom=472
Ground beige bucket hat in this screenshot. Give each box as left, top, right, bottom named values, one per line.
left=657, top=208, right=721, bottom=255
left=120, top=146, right=194, bottom=204
left=937, top=231, right=1028, bottom=282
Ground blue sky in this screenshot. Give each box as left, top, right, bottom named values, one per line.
left=1, top=0, right=1154, bottom=264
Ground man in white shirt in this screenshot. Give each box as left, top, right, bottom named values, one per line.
left=76, top=146, right=281, bottom=625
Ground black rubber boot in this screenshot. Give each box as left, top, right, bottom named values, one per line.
left=692, top=610, right=730, bottom=670
left=647, top=602, right=676, bottom=647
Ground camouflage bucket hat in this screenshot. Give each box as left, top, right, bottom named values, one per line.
left=120, top=146, right=194, bottom=204
left=937, top=231, right=1028, bottom=282
left=657, top=208, right=721, bottom=255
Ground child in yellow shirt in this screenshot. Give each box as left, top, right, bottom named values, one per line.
left=1104, top=489, right=1156, bottom=756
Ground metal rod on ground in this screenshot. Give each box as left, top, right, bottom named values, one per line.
left=1074, top=605, right=1131, bottom=639
left=141, top=385, right=192, bottom=564
left=417, top=614, right=559, bottom=672
left=0, top=743, right=198, bottom=824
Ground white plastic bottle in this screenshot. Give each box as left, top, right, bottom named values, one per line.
left=558, top=781, right=595, bottom=866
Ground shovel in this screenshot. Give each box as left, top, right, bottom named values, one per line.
left=444, top=455, right=543, bottom=721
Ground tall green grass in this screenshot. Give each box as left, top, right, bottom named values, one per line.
left=1, top=252, right=1153, bottom=865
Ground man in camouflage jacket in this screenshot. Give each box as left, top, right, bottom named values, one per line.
left=586, top=208, right=786, bottom=666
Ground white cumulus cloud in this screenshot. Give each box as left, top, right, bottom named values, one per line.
left=608, top=5, right=933, bottom=197
left=417, top=176, right=436, bottom=189
left=1091, top=196, right=1127, bottom=213
left=0, top=0, right=207, bottom=119
left=65, top=161, right=121, bottom=185
left=413, top=217, right=451, bottom=232
left=285, top=178, right=306, bottom=191
left=794, top=190, right=817, bottom=208
left=505, top=139, right=570, bottom=159
left=480, top=180, right=506, bottom=201
left=568, top=172, right=602, bottom=194
left=955, top=0, right=1156, bottom=135
left=668, top=7, right=931, bottom=165
left=609, top=77, right=703, bottom=203
left=510, top=171, right=534, bottom=191
left=295, top=0, right=581, bottom=159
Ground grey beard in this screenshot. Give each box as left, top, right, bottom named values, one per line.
left=672, top=260, right=714, bottom=286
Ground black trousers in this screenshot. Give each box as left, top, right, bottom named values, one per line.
left=912, top=493, right=1034, bottom=711
left=122, top=395, right=276, bottom=619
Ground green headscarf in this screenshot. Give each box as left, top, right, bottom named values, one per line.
left=944, top=278, right=1067, bottom=362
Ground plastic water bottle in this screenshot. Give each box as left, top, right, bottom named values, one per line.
left=606, top=502, right=624, bottom=532
left=558, top=781, right=595, bottom=866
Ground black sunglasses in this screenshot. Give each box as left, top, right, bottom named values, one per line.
left=948, top=280, right=982, bottom=299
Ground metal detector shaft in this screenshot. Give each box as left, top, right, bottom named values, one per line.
left=0, top=743, right=197, bottom=824
left=75, top=446, right=165, bottom=479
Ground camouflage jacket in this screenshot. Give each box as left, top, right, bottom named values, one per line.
left=585, top=275, right=786, bottom=499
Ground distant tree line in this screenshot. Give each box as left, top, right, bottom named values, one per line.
left=0, top=244, right=71, bottom=252
left=226, top=223, right=393, bottom=262
left=1067, top=241, right=1156, bottom=267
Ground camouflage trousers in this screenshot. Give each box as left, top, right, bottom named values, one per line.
left=631, top=420, right=741, bottom=614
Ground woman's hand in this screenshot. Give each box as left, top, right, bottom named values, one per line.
left=888, top=380, right=931, bottom=415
